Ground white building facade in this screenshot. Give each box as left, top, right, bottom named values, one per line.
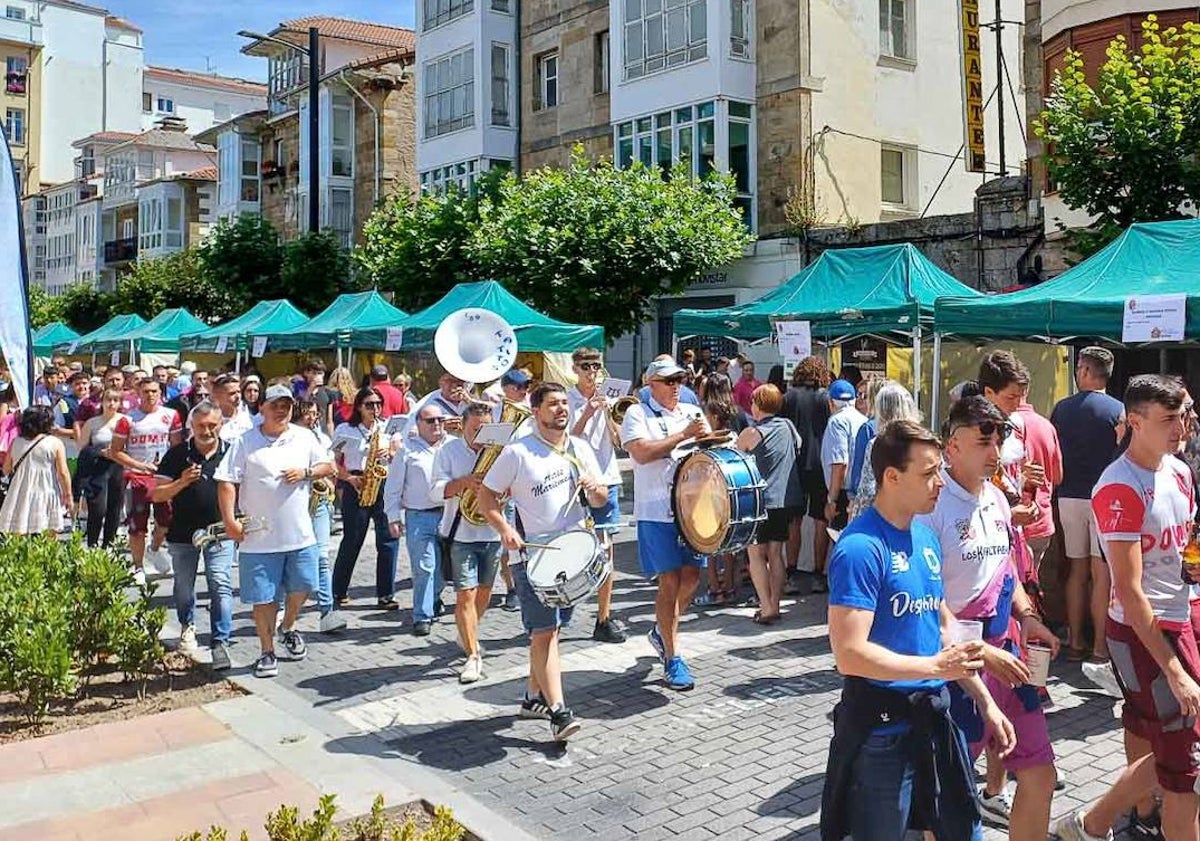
left=141, top=66, right=266, bottom=135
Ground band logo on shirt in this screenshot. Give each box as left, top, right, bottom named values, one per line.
left=531, top=467, right=571, bottom=498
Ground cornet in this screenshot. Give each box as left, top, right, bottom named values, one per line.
left=192, top=517, right=268, bottom=550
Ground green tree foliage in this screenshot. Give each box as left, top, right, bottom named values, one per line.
left=110, top=250, right=243, bottom=322
left=26, top=285, right=60, bottom=329
left=1036, top=16, right=1200, bottom=255
left=54, top=283, right=112, bottom=333
left=198, top=214, right=284, bottom=304
left=280, top=230, right=357, bottom=314
left=356, top=152, right=752, bottom=338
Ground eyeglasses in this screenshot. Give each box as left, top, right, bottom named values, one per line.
left=362, top=400, right=383, bottom=408
left=578, top=362, right=602, bottom=371
left=420, top=417, right=445, bottom=425
left=661, top=377, right=686, bottom=386
left=951, top=419, right=1013, bottom=440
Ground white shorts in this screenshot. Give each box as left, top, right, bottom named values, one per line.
left=1058, top=497, right=1099, bottom=559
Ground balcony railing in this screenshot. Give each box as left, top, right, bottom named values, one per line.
left=103, top=237, right=137, bottom=263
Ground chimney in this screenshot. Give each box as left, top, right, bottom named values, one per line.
left=156, top=115, right=189, bottom=133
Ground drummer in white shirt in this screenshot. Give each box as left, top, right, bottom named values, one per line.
left=481, top=382, right=608, bottom=743
left=568, top=347, right=628, bottom=644
left=621, top=358, right=709, bottom=692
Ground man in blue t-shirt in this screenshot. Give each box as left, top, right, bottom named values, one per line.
left=822, top=420, right=1015, bottom=841
left=1050, top=346, right=1126, bottom=666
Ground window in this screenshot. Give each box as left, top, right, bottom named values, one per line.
left=5, top=56, right=27, bottom=95
left=156, top=97, right=174, bottom=114
left=881, top=145, right=909, bottom=206
left=331, top=97, right=353, bottom=177
left=139, top=196, right=162, bottom=250
left=165, top=196, right=182, bottom=249
left=267, top=50, right=307, bottom=114
left=490, top=44, right=510, bottom=126
left=728, top=101, right=752, bottom=223
left=535, top=52, right=558, bottom=111
left=730, top=0, right=751, bottom=58
left=5, top=6, right=25, bottom=20
left=623, top=0, right=706, bottom=81
left=240, top=138, right=260, bottom=202
left=274, top=138, right=287, bottom=168
left=137, top=150, right=154, bottom=181
left=419, top=158, right=486, bottom=194
left=423, top=0, right=473, bottom=30
left=330, top=187, right=352, bottom=248
left=218, top=131, right=237, bottom=206
left=142, top=92, right=152, bottom=112
left=423, top=48, right=474, bottom=138
left=491, top=0, right=509, bottom=10
left=594, top=31, right=610, bottom=94
left=4, top=108, right=24, bottom=145
left=879, top=0, right=910, bottom=60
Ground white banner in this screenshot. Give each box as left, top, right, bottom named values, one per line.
left=1123, top=294, right=1186, bottom=343
left=214, top=335, right=228, bottom=354
left=385, top=326, right=403, bottom=352
left=774, top=320, right=812, bottom=361
left=0, top=131, right=32, bottom=406
left=251, top=335, right=268, bottom=358
left=110, top=350, right=121, bottom=367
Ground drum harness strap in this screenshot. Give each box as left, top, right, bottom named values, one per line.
left=515, top=433, right=595, bottom=552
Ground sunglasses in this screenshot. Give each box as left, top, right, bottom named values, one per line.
left=577, top=362, right=602, bottom=371
left=661, top=377, right=686, bottom=386
left=952, top=419, right=1013, bottom=440
left=420, top=417, right=445, bottom=425
left=362, top=401, right=383, bottom=408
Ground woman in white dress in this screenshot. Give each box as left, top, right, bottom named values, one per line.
left=0, top=406, right=73, bottom=535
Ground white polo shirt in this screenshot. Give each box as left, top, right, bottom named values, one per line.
left=332, top=420, right=402, bottom=472
left=568, top=386, right=621, bottom=486
left=621, top=396, right=705, bottom=523
left=383, top=435, right=445, bottom=523
left=214, top=423, right=333, bottom=554
left=430, top=435, right=498, bottom=542
left=915, top=470, right=1012, bottom=615
left=484, top=433, right=603, bottom=540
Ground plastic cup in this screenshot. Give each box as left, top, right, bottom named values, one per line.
left=1026, top=642, right=1052, bottom=687
left=946, top=619, right=984, bottom=645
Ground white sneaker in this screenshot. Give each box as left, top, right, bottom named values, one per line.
left=130, top=566, right=147, bottom=587
left=1054, top=807, right=1113, bottom=841
left=147, top=547, right=173, bottom=576
left=977, top=785, right=1012, bottom=828
left=319, top=610, right=348, bottom=633
left=1082, top=659, right=1122, bottom=698
left=179, top=624, right=198, bottom=653
left=459, top=654, right=484, bottom=684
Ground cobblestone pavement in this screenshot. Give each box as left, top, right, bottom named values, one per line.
left=159, top=509, right=1140, bottom=841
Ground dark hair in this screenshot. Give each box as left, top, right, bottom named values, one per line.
left=531, top=382, right=567, bottom=409
left=767, top=364, right=785, bottom=392
left=839, top=365, right=863, bottom=388
left=1078, top=346, right=1114, bottom=382
left=302, top=359, right=326, bottom=374
left=69, top=371, right=90, bottom=384
left=464, top=402, right=493, bottom=418
left=213, top=373, right=240, bottom=388
left=296, top=399, right=317, bottom=416
left=977, top=350, right=1029, bottom=394
left=870, top=419, right=942, bottom=485
left=152, top=365, right=167, bottom=373
left=1125, top=374, right=1187, bottom=415
left=572, top=347, right=601, bottom=364
left=18, top=405, right=54, bottom=438
left=348, top=386, right=383, bottom=426
left=0, top=384, right=14, bottom=403
left=792, top=356, right=831, bottom=388
left=943, top=395, right=1006, bottom=438
left=703, top=374, right=738, bottom=431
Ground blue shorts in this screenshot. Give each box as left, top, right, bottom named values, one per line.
left=636, top=521, right=706, bottom=576
left=589, top=484, right=622, bottom=533
left=512, top=555, right=574, bottom=635
left=450, top=541, right=500, bottom=591
left=239, top=544, right=320, bottom=606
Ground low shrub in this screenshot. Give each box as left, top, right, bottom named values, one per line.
left=176, top=795, right=466, bottom=841
left=0, top=533, right=166, bottom=722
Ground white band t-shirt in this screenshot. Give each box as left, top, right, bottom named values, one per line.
left=484, top=433, right=603, bottom=540
left=620, top=397, right=705, bottom=523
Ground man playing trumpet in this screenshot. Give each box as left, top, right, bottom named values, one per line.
left=568, top=347, right=628, bottom=644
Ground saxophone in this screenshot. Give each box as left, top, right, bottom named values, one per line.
left=357, top=424, right=390, bottom=507
left=459, top=398, right=533, bottom=525
left=309, top=475, right=335, bottom=515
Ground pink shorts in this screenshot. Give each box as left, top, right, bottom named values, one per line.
left=969, top=669, right=1055, bottom=772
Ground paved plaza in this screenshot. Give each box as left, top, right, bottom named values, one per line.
left=148, top=506, right=1143, bottom=841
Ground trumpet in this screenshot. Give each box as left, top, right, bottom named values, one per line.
left=192, top=516, right=268, bottom=550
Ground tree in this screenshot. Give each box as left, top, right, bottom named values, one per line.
left=110, top=250, right=243, bottom=322
left=356, top=152, right=753, bottom=338
left=26, top=285, right=63, bottom=329
left=197, top=214, right=283, bottom=304
left=280, top=230, right=357, bottom=314
left=1036, top=16, right=1200, bottom=256
left=54, top=283, right=112, bottom=333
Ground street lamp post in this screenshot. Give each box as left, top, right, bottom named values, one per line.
left=239, top=26, right=320, bottom=234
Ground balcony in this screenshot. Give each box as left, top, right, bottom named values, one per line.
left=0, top=15, right=42, bottom=48
left=103, top=237, right=137, bottom=264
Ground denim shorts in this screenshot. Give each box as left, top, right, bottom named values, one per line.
left=449, top=541, right=500, bottom=591
left=589, top=484, right=622, bottom=533
left=239, top=543, right=320, bottom=606
left=636, top=520, right=706, bottom=576
left=512, top=553, right=574, bottom=635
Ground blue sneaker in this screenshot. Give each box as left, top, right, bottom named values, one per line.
left=664, top=656, right=695, bottom=691
left=647, top=625, right=666, bottom=666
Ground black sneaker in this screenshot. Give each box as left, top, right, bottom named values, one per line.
left=210, top=642, right=231, bottom=671
left=502, top=592, right=520, bottom=612
left=1129, top=808, right=1164, bottom=839
left=592, top=617, right=627, bottom=643
left=412, top=620, right=431, bottom=637
left=280, top=628, right=307, bottom=660
left=519, top=693, right=552, bottom=720
left=812, top=574, right=829, bottom=594
left=784, top=570, right=802, bottom=595
left=549, top=707, right=581, bottom=742
left=254, top=652, right=278, bottom=678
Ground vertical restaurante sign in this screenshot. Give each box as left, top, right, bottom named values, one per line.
left=960, top=0, right=986, bottom=172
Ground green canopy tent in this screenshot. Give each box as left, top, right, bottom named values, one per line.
left=395, top=280, right=605, bottom=351
left=673, top=244, right=982, bottom=407
left=179, top=299, right=309, bottom=353
left=262, top=291, right=408, bottom=355
left=58, top=313, right=147, bottom=363
left=84, top=308, right=208, bottom=356
left=34, top=322, right=80, bottom=356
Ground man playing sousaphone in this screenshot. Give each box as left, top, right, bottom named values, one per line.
left=568, top=347, right=628, bottom=644
left=480, top=382, right=608, bottom=742
left=403, top=372, right=472, bottom=439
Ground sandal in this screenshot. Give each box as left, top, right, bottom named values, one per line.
left=753, top=610, right=777, bottom=625
left=1065, top=646, right=1089, bottom=662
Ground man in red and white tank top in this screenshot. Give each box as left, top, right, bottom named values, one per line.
left=1056, top=375, right=1199, bottom=841
left=110, top=378, right=182, bottom=584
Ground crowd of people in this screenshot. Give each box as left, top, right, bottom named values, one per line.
left=6, top=339, right=1200, bottom=838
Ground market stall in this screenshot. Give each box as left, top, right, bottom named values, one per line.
left=57, top=313, right=147, bottom=366
left=179, top=299, right=309, bottom=373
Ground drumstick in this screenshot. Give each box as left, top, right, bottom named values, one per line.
left=521, top=542, right=560, bottom=550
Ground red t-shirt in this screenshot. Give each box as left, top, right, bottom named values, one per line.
left=1013, top=404, right=1062, bottom=540
left=372, top=381, right=409, bottom=417
left=114, top=406, right=182, bottom=487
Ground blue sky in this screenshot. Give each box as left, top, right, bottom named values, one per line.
left=103, top=0, right=416, bottom=81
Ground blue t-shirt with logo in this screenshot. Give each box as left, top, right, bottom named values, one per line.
left=828, top=505, right=946, bottom=692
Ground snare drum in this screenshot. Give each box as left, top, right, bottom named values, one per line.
left=671, top=446, right=766, bottom=554
left=524, top=529, right=612, bottom=608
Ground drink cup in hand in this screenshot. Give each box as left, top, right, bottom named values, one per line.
left=946, top=618, right=984, bottom=645
left=1026, top=642, right=1052, bottom=687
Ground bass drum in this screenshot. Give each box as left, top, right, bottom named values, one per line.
left=671, top=446, right=765, bottom=554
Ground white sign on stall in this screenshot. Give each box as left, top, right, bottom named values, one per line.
left=774, top=320, right=813, bottom=360
left=385, top=327, right=403, bottom=352
left=1122, top=294, right=1186, bottom=342
left=110, top=350, right=120, bottom=366
left=251, top=336, right=268, bottom=358
left=214, top=335, right=229, bottom=354
left=67, top=341, right=78, bottom=354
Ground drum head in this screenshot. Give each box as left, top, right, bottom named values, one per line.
left=674, top=452, right=731, bottom=555
left=526, top=530, right=598, bottom=587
